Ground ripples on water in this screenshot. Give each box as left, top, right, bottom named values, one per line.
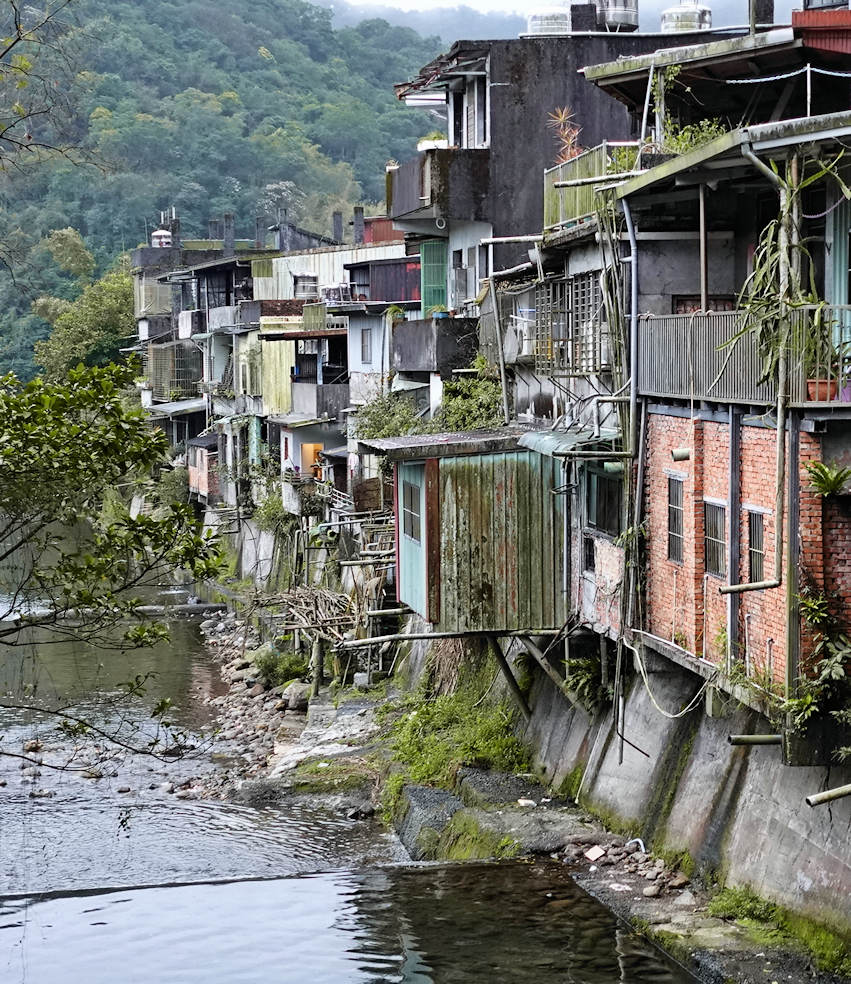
left=0, top=613, right=697, bottom=984
left=1, top=862, right=696, bottom=984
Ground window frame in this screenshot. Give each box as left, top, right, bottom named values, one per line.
left=704, top=501, right=727, bottom=578
left=667, top=477, right=684, bottom=563
left=360, top=326, right=372, bottom=366
left=585, top=467, right=622, bottom=539
left=748, top=510, right=765, bottom=583
left=402, top=479, right=421, bottom=543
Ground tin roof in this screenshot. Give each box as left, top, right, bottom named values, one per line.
left=358, top=427, right=526, bottom=460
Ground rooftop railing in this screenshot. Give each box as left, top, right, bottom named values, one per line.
left=544, top=142, right=639, bottom=232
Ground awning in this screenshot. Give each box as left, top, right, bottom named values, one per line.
left=391, top=376, right=429, bottom=392
left=260, top=328, right=347, bottom=340
left=187, top=432, right=219, bottom=449
left=267, top=414, right=328, bottom=428
left=318, top=445, right=349, bottom=459
left=517, top=428, right=619, bottom=458
left=146, top=397, right=206, bottom=418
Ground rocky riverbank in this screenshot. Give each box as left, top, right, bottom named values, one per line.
left=192, top=610, right=849, bottom=984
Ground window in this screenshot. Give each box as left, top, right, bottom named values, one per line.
left=586, top=468, right=622, bottom=538
left=402, top=480, right=421, bottom=542
left=748, top=511, right=765, bottom=583
left=583, top=534, right=596, bottom=573
left=668, top=478, right=684, bottom=563
left=704, top=502, right=727, bottom=577
left=361, top=327, right=372, bottom=365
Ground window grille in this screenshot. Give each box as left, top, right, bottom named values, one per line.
left=704, top=502, right=726, bottom=577
left=748, top=511, right=764, bottom=583
left=402, top=480, right=421, bottom=542
left=668, top=478, right=684, bottom=563
left=534, top=272, right=606, bottom=376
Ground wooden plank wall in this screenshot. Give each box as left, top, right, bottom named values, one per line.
left=436, top=450, right=565, bottom=633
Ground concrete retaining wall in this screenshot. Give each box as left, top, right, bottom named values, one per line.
left=524, top=659, right=851, bottom=935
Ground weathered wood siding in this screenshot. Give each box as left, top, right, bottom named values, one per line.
left=436, top=451, right=565, bottom=633
left=260, top=337, right=295, bottom=415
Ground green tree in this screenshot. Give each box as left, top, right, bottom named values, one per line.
left=0, top=362, right=222, bottom=650
left=33, top=257, right=133, bottom=380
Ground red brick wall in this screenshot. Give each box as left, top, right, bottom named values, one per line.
left=644, top=411, right=825, bottom=688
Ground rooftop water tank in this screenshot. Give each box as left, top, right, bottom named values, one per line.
left=661, top=0, right=712, bottom=31
left=151, top=228, right=172, bottom=248
left=525, top=3, right=571, bottom=34
left=596, top=0, right=639, bottom=30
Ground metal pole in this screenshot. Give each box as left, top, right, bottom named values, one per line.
left=699, top=183, right=708, bottom=311
left=490, top=279, right=511, bottom=425
left=727, top=734, right=782, bottom=746
left=806, top=783, right=851, bottom=807
left=518, top=636, right=575, bottom=707
left=488, top=635, right=532, bottom=722
left=338, top=628, right=560, bottom=650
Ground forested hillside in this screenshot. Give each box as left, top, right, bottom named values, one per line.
left=0, top=0, right=442, bottom=377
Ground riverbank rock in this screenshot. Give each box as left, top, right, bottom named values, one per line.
left=283, top=681, right=311, bottom=712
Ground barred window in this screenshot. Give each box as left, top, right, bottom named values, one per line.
left=571, top=271, right=604, bottom=372
left=402, top=480, right=421, bottom=543
left=704, top=502, right=726, bottom=578
left=748, top=511, right=765, bottom=583
left=668, top=478, right=684, bottom=563
left=583, top=534, right=596, bottom=573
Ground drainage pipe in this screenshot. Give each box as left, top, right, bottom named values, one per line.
left=337, top=628, right=560, bottom=650
left=721, top=147, right=789, bottom=596
left=622, top=198, right=640, bottom=460
left=727, top=734, right=782, bottom=746
left=806, top=784, right=851, bottom=808
left=489, top=278, right=511, bottom=425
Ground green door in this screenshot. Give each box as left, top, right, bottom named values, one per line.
left=420, top=239, right=447, bottom=316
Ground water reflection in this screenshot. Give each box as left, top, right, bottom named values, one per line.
left=0, top=863, right=696, bottom=984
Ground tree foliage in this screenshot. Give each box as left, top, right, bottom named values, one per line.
left=0, top=362, right=222, bottom=648
left=0, top=0, right=442, bottom=377
left=33, top=256, right=133, bottom=379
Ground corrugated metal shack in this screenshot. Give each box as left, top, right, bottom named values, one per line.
left=359, top=430, right=567, bottom=634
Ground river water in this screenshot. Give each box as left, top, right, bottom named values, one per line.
left=0, top=608, right=699, bottom=984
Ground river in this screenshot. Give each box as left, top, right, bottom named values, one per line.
left=0, top=605, right=699, bottom=984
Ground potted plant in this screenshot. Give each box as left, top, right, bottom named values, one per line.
left=801, top=305, right=845, bottom=401
left=427, top=304, right=449, bottom=320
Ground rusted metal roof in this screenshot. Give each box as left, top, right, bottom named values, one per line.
left=358, top=428, right=526, bottom=460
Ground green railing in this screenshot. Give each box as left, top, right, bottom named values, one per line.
left=543, top=142, right=639, bottom=232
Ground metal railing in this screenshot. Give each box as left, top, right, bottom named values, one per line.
left=544, top=142, right=639, bottom=231
left=637, top=305, right=851, bottom=405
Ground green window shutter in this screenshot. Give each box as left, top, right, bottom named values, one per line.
left=420, top=239, right=447, bottom=313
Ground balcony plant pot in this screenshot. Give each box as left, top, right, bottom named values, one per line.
left=806, top=378, right=839, bottom=401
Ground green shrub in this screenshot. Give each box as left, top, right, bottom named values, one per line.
left=156, top=466, right=189, bottom=505
left=253, top=645, right=309, bottom=687
left=708, top=886, right=778, bottom=922
left=390, top=690, right=529, bottom=787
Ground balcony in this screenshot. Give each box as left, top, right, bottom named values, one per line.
left=291, top=382, right=350, bottom=420
left=387, top=148, right=489, bottom=223
left=544, top=142, right=639, bottom=233
left=637, top=306, right=851, bottom=406
left=177, top=309, right=206, bottom=339
left=392, top=316, right=479, bottom=374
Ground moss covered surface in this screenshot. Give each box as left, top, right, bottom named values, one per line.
left=435, top=811, right=521, bottom=861
left=289, top=757, right=377, bottom=795
left=708, top=886, right=851, bottom=976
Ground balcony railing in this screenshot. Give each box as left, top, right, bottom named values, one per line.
left=637, top=306, right=851, bottom=405
left=544, top=142, right=639, bottom=232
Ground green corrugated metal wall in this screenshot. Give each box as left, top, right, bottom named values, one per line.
left=435, top=450, right=566, bottom=633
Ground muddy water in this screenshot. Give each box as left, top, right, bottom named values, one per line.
left=0, top=611, right=698, bottom=984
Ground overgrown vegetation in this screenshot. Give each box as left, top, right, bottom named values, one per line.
left=708, top=886, right=851, bottom=976
left=253, top=644, right=308, bottom=688
left=252, top=487, right=300, bottom=537
left=381, top=643, right=530, bottom=803
left=355, top=356, right=504, bottom=443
